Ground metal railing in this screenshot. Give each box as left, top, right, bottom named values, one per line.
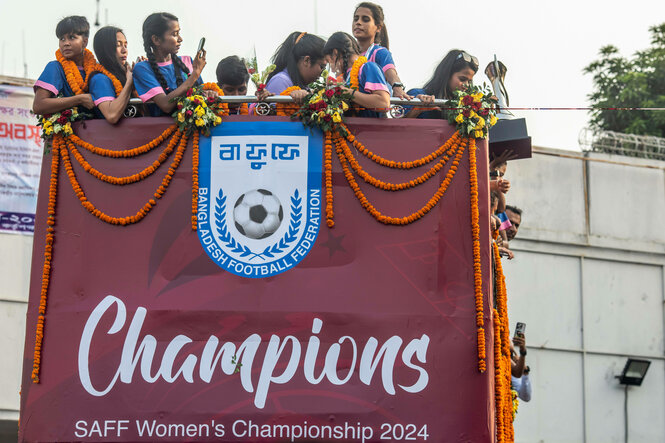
left=125, top=96, right=447, bottom=119
left=127, top=96, right=447, bottom=106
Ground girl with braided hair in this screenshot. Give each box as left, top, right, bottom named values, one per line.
left=322, top=31, right=389, bottom=118
left=133, top=12, right=206, bottom=116
left=351, top=2, right=410, bottom=100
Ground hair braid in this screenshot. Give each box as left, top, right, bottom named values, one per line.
left=171, top=53, right=190, bottom=86
left=143, top=40, right=170, bottom=93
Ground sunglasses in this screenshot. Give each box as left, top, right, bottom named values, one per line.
left=457, top=51, right=479, bottom=68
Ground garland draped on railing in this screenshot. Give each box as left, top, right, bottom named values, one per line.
left=31, top=125, right=188, bottom=382
left=32, top=93, right=494, bottom=385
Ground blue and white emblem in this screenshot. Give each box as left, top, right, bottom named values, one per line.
left=197, top=121, right=323, bottom=278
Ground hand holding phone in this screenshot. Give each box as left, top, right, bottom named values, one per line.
left=197, top=38, right=206, bottom=55
left=515, top=322, right=526, bottom=337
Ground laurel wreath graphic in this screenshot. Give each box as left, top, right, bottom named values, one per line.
left=215, top=188, right=302, bottom=261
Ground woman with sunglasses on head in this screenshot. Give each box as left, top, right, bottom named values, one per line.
left=88, top=26, right=137, bottom=124
left=405, top=49, right=479, bottom=119
left=351, top=2, right=410, bottom=99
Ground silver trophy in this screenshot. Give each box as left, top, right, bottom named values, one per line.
left=485, top=55, right=513, bottom=120
left=486, top=55, right=532, bottom=159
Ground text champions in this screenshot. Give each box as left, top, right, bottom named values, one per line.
left=78, top=296, right=430, bottom=408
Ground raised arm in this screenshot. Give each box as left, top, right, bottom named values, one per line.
left=96, top=66, right=134, bottom=124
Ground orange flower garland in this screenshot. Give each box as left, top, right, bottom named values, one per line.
left=493, top=308, right=506, bottom=442
left=31, top=135, right=61, bottom=383
left=468, top=137, right=486, bottom=372
left=65, top=130, right=183, bottom=185
left=60, top=131, right=190, bottom=225
left=202, top=82, right=230, bottom=116
left=331, top=132, right=466, bottom=225
left=55, top=48, right=97, bottom=95
left=85, top=63, right=123, bottom=95
left=349, top=56, right=367, bottom=90
left=339, top=123, right=460, bottom=169
left=32, top=126, right=189, bottom=383
left=324, top=131, right=334, bottom=228
left=69, top=125, right=177, bottom=158
left=276, top=86, right=301, bottom=116
left=192, top=131, right=200, bottom=230
left=493, top=241, right=515, bottom=440
left=335, top=132, right=460, bottom=191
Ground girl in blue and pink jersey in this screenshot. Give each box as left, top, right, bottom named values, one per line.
left=133, top=12, right=206, bottom=116
left=88, top=26, right=137, bottom=123
left=351, top=2, right=410, bottom=99
left=33, top=16, right=95, bottom=116
left=321, top=32, right=390, bottom=118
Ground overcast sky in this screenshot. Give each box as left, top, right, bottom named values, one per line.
left=1, top=0, right=663, bottom=151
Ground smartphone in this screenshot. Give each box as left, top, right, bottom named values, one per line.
left=197, top=37, right=206, bottom=54
left=515, top=322, right=526, bottom=337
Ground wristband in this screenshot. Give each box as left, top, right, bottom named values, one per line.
left=392, top=82, right=405, bottom=90
left=519, top=349, right=527, bottom=357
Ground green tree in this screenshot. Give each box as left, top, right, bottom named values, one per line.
left=585, top=23, right=665, bottom=137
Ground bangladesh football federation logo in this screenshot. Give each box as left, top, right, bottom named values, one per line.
left=197, top=122, right=323, bottom=278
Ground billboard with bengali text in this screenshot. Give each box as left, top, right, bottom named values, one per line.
left=19, top=116, right=493, bottom=442
left=0, top=85, right=43, bottom=234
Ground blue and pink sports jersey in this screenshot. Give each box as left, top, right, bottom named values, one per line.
left=364, top=44, right=396, bottom=75
left=345, top=60, right=389, bottom=118
left=34, top=61, right=84, bottom=97
left=133, top=55, right=202, bottom=103
left=88, top=72, right=117, bottom=106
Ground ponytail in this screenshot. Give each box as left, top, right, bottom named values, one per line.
left=355, top=2, right=389, bottom=50
left=268, top=31, right=325, bottom=88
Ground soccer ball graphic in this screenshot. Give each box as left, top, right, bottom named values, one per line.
left=233, top=189, right=284, bottom=239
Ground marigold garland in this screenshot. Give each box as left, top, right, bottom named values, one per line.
left=331, top=131, right=466, bottom=225
left=65, top=130, right=183, bottom=185
left=493, top=308, right=506, bottom=442
left=201, top=82, right=230, bottom=116
left=324, top=131, right=334, bottom=228
left=192, top=131, right=200, bottom=230
left=468, top=137, right=486, bottom=372
left=349, top=56, right=367, bottom=91
left=335, top=132, right=460, bottom=191
left=55, top=48, right=97, bottom=95
left=31, top=135, right=61, bottom=383
left=339, top=123, right=460, bottom=169
left=493, top=241, right=515, bottom=440
left=276, top=86, right=301, bottom=116
left=69, top=125, right=177, bottom=158
left=60, top=131, right=190, bottom=225
left=85, top=63, right=123, bottom=96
